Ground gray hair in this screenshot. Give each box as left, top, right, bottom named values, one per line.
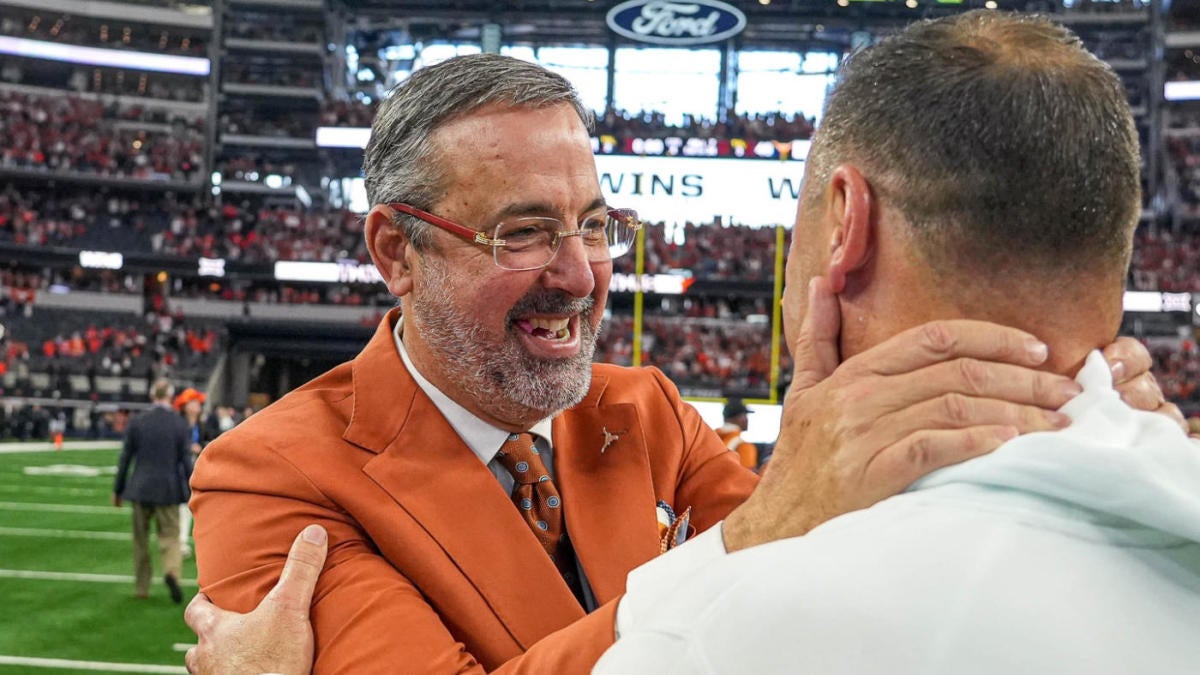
left=363, top=53, right=593, bottom=250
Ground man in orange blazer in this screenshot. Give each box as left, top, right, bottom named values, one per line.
left=192, top=305, right=758, bottom=671
left=187, top=54, right=1178, bottom=675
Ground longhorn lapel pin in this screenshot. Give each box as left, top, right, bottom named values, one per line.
left=600, top=427, right=621, bottom=454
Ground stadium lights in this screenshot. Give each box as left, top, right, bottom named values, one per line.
left=274, top=261, right=383, bottom=284
left=198, top=258, right=226, bottom=278
left=78, top=250, right=123, bottom=270
left=1123, top=291, right=1191, bottom=313
left=316, top=126, right=372, bottom=148
left=609, top=273, right=691, bottom=295
left=1165, top=81, right=1200, bottom=102
left=0, top=36, right=210, bottom=76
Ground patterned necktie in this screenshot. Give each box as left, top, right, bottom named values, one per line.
left=496, top=432, right=583, bottom=601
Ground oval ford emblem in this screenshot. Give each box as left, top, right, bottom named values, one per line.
left=606, top=0, right=748, bottom=46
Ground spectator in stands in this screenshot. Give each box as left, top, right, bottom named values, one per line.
left=0, top=90, right=203, bottom=183
left=112, top=378, right=191, bottom=604
left=598, top=11, right=1200, bottom=673
left=714, top=398, right=758, bottom=471
left=175, top=386, right=206, bottom=559
left=182, top=52, right=1174, bottom=675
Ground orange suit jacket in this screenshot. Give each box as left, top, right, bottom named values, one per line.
left=191, top=310, right=758, bottom=674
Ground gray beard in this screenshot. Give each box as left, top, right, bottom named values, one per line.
left=408, top=258, right=597, bottom=424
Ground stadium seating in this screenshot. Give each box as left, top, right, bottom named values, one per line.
left=0, top=90, right=204, bottom=183
left=0, top=8, right=209, bottom=55
left=0, top=0, right=1194, bottom=430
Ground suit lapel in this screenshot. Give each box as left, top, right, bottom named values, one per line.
left=554, top=376, right=662, bottom=603
left=348, top=310, right=584, bottom=650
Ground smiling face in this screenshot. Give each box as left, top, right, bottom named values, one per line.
left=398, top=102, right=611, bottom=429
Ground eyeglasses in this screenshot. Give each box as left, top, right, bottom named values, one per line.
left=387, top=202, right=642, bottom=272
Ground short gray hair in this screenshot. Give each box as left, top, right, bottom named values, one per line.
left=364, top=53, right=593, bottom=250
left=806, top=10, right=1139, bottom=282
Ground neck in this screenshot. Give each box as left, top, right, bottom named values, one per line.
left=838, top=271, right=1123, bottom=379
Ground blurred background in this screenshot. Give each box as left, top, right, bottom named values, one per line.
left=0, top=0, right=1196, bottom=671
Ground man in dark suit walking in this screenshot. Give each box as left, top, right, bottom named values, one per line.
left=113, top=378, right=192, bottom=603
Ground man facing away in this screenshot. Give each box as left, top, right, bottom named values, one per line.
left=597, top=11, right=1200, bottom=673
left=714, top=398, right=758, bottom=470
left=113, top=378, right=192, bottom=604
left=184, top=51, right=1183, bottom=675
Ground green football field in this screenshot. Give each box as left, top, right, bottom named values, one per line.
left=0, top=445, right=197, bottom=674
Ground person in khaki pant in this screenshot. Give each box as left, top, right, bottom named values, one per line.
left=113, top=379, right=192, bottom=603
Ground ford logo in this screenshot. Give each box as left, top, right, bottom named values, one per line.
left=606, top=0, right=747, bottom=46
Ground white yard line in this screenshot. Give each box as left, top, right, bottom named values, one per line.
left=0, top=655, right=186, bottom=673
left=0, top=568, right=197, bottom=587
left=170, top=644, right=195, bottom=653
left=0, top=484, right=108, bottom=496
left=0, top=526, right=128, bottom=541
left=0, top=501, right=118, bottom=515
left=0, top=442, right=119, bottom=454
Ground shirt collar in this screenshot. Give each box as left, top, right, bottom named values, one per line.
left=392, top=318, right=554, bottom=466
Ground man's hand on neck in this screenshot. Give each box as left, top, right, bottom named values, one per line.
left=723, top=277, right=1082, bottom=552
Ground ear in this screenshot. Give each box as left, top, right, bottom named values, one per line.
left=826, top=164, right=875, bottom=294
left=365, top=205, right=415, bottom=298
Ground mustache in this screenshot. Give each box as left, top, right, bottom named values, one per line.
left=507, top=291, right=595, bottom=322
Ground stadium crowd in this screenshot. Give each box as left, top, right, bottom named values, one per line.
left=1129, top=226, right=1200, bottom=292
left=0, top=184, right=183, bottom=251
left=221, top=108, right=317, bottom=139
left=227, top=19, right=323, bottom=44
left=319, top=101, right=815, bottom=144
left=0, top=11, right=1194, bottom=429
left=173, top=279, right=390, bottom=308
left=154, top=202, right=367, bottom=264
left=0, top=90, right=204, bottom=183
left=1169, top=134, right=1200, bottom=221
left=595, top=108, right=814, bottom=142
left=599, top=314, right=779, bottom=395
left=613, top=221, right=785, bottom=281
left=0, top=265, right=138, bottom=297
left=321, top=99, right=377, bottom=127
left=1150, top=340, right=1200, bottom=413
left=223, top=63, right=320, bottom=90
left=1, top=303, right=220, bottom=380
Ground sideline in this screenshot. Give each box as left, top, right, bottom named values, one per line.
left=0, top=655, right=186, bottom=673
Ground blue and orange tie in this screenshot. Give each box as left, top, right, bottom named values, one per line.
left=496, top=432, right=583, bottom=602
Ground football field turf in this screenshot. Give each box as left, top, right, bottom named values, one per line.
left=0, top=444, right=197, bottom=674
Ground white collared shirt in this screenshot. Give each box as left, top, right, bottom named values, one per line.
left=393, top=319, right=555, bottom=496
